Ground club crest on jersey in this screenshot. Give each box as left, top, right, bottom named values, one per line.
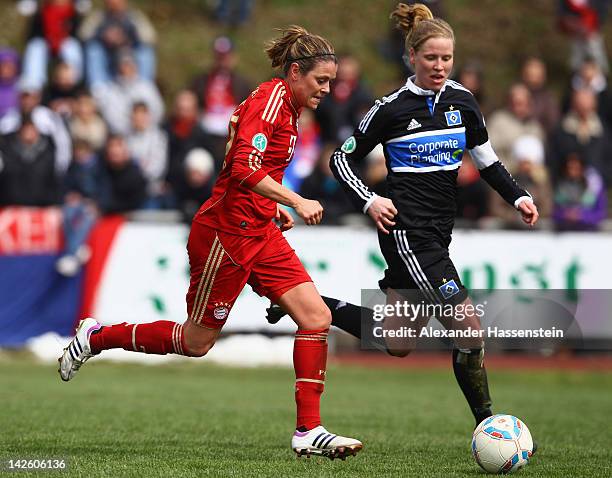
left=341, top=136, right=356, bottom=154
left=213, top=302, right=231, bottom=321
left=251, top=133, right=268, bottom=152
left=444, top=109, right=462, bottom=126
left=439, top=279, right=460, bottom=299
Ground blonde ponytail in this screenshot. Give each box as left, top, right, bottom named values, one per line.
left=390, top=3, right=454, bottom=52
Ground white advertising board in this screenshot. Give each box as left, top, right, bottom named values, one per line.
left=92, top=225, right=612, bottom=334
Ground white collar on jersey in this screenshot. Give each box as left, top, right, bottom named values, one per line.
left=405, top=75, right=449, bottom=115
left=405, top=75, right=449, bottom=97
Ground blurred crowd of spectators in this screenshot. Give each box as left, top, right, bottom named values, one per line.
left=0, top=0, right=610, bottom=276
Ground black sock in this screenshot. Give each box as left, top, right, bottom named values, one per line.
left=268, top=295, right=387, bottom=351
left=321, top=296, right=390, bottom=351
left=452, top=348, right=493, bottom=426
left=321, top=296, right=363, bottom=338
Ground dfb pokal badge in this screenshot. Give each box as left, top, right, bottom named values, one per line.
left=251, top=133, right=268, bottom=152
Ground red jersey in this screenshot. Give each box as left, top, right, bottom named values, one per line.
left=195, top=78, right=300, bottom=235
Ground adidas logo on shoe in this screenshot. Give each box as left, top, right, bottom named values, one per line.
left=407, top=118, right=422, bottom=131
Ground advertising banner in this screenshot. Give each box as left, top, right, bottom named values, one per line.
left=0, top=208, right=81, bottom=346
left=90, top=224, right=612, bottom=338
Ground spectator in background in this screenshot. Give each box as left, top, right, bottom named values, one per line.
left=68, top=89, right=108, bottom=150
left=558, top=0, right=609, bottom=74
left=316, top=55, right=373, bottom=144
left=126, top=101, right=168, bottom=208
left=553, top=152, right=607, bottom=231
left=42, top=61, right=81, bottom=119
left=549, top=88, right=611, bottom=185
left=0, top=79, right=72, bottom=174
left=20, top=0, right=84, bottom=89
left=164, top=89, right=213, bottom=197
left=16, top=0, right=41, bottom=16
left=174, top=148, right=215, bottom=223
left=490, top=135, right=552, bottom=227
left=487, top=83, right=544, bottom=173
left=299, top=145, right=355, bottom=225
left=92, top=49, right=164, bottom=134
left=456, top=153, right=488, bottom=221
left=0, top=48, right=20, bottom=118
left=58, top=134, right=145, bottom=272
left=283, top=108, right=321, bottom=192
left=521, top=56, right=560, bottom=134
left=190, top=36, right=252, bottom=169
left=565, top=57, right=612, bottom=128
left=0, top=114, right=59, bottom=206
left=79, top=0, right=156, bottom=86
left=213, top=0, right=255, bottom=27
left=56, top=138, right=100, bottom=276
left=17, top=0, right=90, bottom=16
left=97, top=134, right=146, bottom=214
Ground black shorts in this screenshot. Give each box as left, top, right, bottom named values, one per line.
left=378, top=229, right=468, bottom=305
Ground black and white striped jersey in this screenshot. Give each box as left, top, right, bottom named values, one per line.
left=330, top=76, right=530, bottom=242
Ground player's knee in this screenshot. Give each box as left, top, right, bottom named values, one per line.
left=183, top=320, right=219, bottom=357
left=185, top=339, right=215, bottom=357
left=286, top=296, right=331, bottom=330
left=387, top=347, right=412, bottom=358
left=310, top=305, right=331, bottom=330
left=183, top=332, right=217, bottom=357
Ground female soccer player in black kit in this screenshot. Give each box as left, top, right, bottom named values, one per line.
left=268, top=3, right=540, bottom=436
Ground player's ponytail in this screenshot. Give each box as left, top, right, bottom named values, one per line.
left=265, top=25, right=336, bottom=76
left=390, top=3, right=454, bottom=52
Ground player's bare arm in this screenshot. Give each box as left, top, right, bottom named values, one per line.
left=276, top=205, right=295, bottom=231
left=251, top=175, right=323, bottom=225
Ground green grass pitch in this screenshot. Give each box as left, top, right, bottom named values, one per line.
left=1, top=358, right=611, bottom=477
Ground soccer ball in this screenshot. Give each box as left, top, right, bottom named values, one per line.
left=471, top=414, right=533, bottom=474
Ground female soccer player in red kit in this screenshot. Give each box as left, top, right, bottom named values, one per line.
left=59, top=26, right=362, bottom=459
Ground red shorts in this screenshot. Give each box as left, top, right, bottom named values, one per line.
left=186, top=222, right=312, bottom=329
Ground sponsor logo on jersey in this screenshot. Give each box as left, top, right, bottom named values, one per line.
left=407, top=118, right=422, bottom=131
left=386, top=128, right=466, bottom=171
left=341, top=136, right=356, bottom=154
left=439, top=279, right=460, bottom=299
left=444, top=109, right=462, bottom=126
left=251, top=133, right=268, bottom=152
left=213, top=302, right=231, bottom=321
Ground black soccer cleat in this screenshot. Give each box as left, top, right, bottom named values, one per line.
left=531, top=440, right=538, bottom=456
left=266, top=303, right=288, bottom=324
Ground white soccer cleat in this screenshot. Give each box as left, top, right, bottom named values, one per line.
left=58, top=318, right=101, bottom=382
left=291, top=425, right=363, bottom=460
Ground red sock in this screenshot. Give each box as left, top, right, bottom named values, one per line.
left=89, top=321, right=186, bottom=356
left=294, top=328, right=328, bottom=430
